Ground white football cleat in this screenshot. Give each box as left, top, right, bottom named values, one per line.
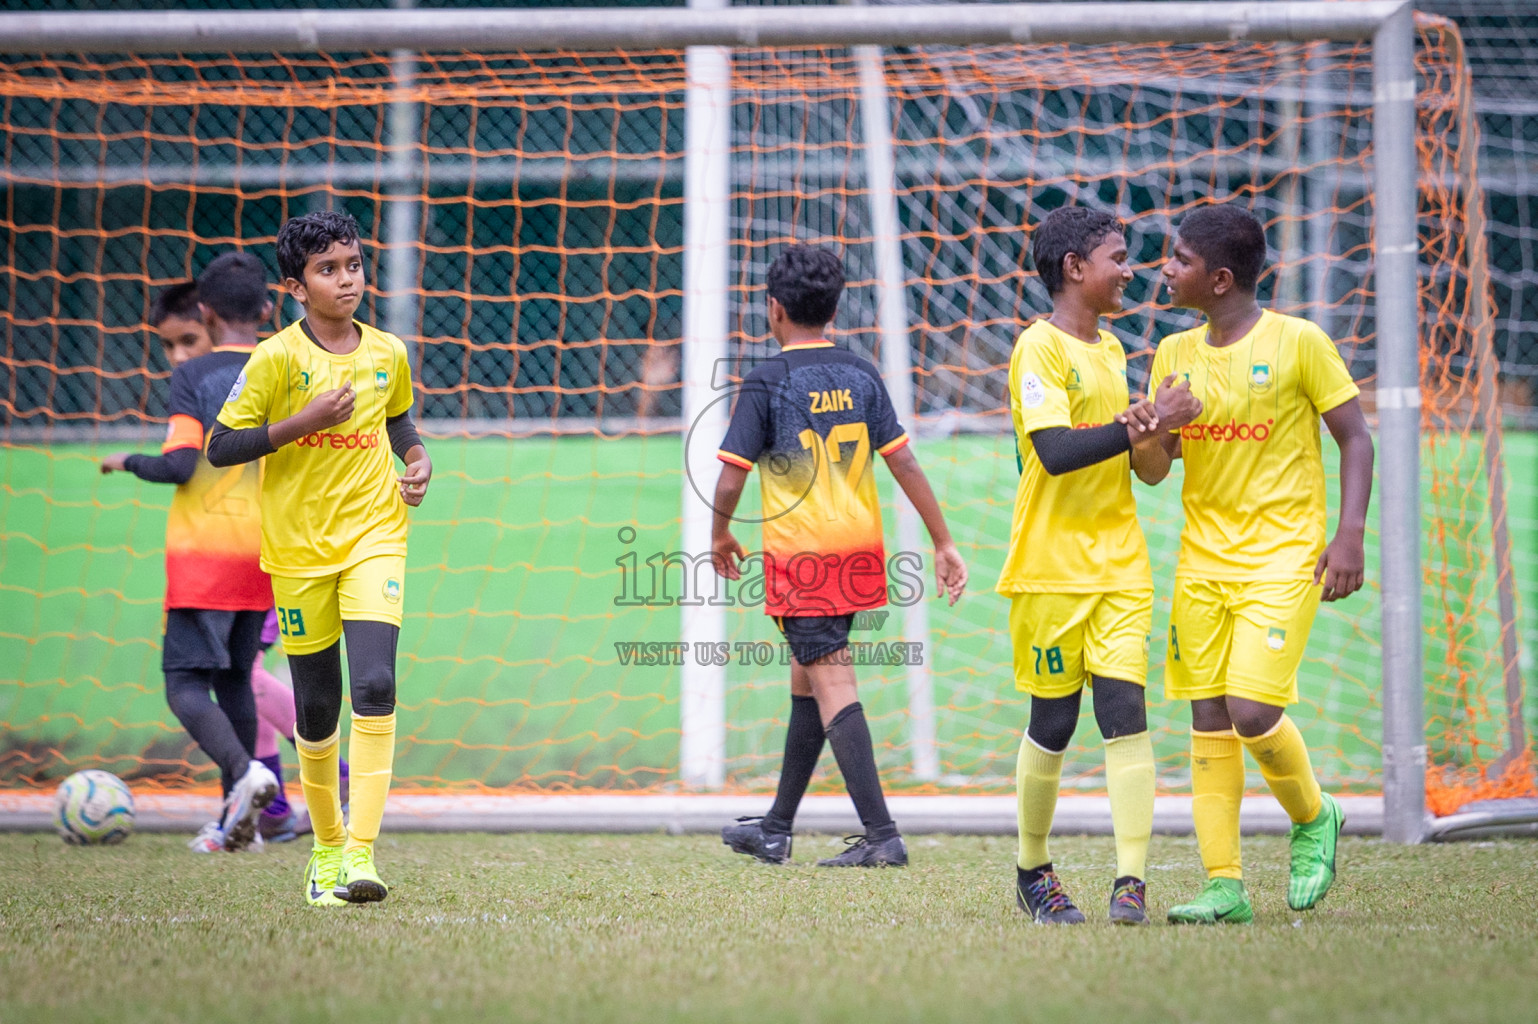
left=220, top=760, right=279, bottom=852
left=188, top=820, right=225, bottom=854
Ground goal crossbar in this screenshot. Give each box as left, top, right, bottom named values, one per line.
left=0, top=2, right=1409, bottom=54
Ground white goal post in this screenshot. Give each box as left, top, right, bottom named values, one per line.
left=0, top=2, right=1431, bottom=841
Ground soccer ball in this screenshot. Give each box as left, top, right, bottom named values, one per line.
left=54, top=770, right=135, bottom=845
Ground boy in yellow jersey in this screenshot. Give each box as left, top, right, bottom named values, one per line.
left=1144, top=204, right=1374, bottom=923
left=208, top=211, right=432, bottom=907
left=999, top=207, right=1202, bottom=924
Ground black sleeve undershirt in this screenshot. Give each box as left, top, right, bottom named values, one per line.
left=1029, top=422, right=1131, bottom=476
left=386, top=412, right=423, bottom=462
left=124, top=448, right=199, bottom=485
left=205, top=422, right=276, bottom=468
left=207, top=415, right=420, bottom=467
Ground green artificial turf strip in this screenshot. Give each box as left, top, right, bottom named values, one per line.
left=1, top=832, right=1535, bottom=1024
left=3, top=433, right=1534, bottom=791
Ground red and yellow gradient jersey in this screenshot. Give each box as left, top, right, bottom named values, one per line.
left=1150, top=309, right=1359, bottom=582
left=216, top=318, right=415, bottom=577
left=717, top=341, right=910, bottom=617
left=162, top=345, right=269, bottom=611
left=995, top=319, right=1151, bottom=594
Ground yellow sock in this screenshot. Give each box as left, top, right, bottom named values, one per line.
left=1016, top=733, right=1064, bottom=870
left=1190, top=729, right=1244, bottom=880
left=344, top=712, right=397, bottom=853
left=295, top=728, right=345, bottom=848
left=1104, top=731, right=1155, bottom=880
left=1239, top=715, right=1323, bottom=825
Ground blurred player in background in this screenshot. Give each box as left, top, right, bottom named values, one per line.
left=1143, top=204, right=1374, bottom=923
left=209, top=210, right=430, bottom=906
left=712, top=244, right=967, bottom=868
left=100, top=258, right=281, bottom=851
left=999, top=207, right=1202, bottom=924
left=105, top=276, right=347, bottom=846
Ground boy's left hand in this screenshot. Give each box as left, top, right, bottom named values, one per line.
left=100, top=453, right=130, bottom=474
left=1314, top=531, right=1365, bottom=602
left=712, top=531, right=746, bottom=580
left=932, top=542, right=968, bottom=606
left=400, top=453, right=432, bottom=506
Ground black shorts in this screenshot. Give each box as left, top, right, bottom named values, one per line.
left=162, top=609, right=266, bottom=673
left=774, top=613, right=855, bottom=666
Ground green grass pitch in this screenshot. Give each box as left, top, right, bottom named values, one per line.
left=1, top=832, right=1535, bottom=1023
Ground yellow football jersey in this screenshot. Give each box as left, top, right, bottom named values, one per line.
left=1150, top=309, right=1359, bottom=582
left=996, top=319, right=1151, bottom=594
left=216, top=318, right=415, bottom=577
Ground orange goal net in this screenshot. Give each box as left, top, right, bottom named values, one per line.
left=0, top=14, right=1528, bottom=819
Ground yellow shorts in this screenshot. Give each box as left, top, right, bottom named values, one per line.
left=269, top=554, right=406, bottom=656
left=1164, top=577, right=1321, bottom=707
left=1008, top=589, right=1153, bottom=698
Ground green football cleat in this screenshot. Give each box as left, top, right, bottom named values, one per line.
left=1166, top=877, right=1253, bottom=925
left=304, top=843, right=347, bottom=908
left=1288, top=791, right=1344, bottom=911
left=333, top=845, right=389, bottom=904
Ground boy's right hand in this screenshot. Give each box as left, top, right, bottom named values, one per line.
left=712, top=531, right=746, bottom=580
left=933, top=542, right=967, bottom=606
left=301, top=380, right=355, bottom=431
left=1152, top=373, right=1202, bottom=433
left=99, top=453, right=130, bottom=474
left=1118, top=399, right=1160, bottom=441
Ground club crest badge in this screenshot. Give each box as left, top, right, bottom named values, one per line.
left=1250, top=361, right=1273, bottom=393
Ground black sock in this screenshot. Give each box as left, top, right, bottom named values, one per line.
left=164, top=669, right=253, bottom=796
left=763, top=695, right=824, bottom=834
left=825, top=702, right=896, bottom=839
left=211, top=667, right=259, bottom=764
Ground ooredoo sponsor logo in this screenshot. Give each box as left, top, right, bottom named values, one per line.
left=1180, top=418, right=1274, bottom=442
left=297, top=429, right=381, bottom=450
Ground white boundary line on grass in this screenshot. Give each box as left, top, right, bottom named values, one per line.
left=0, top=792, right=1386, bottom=836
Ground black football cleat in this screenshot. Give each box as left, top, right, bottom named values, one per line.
left=815, top=832, right=908, bottom=868
left=721, top=816, right=793, bottom=865
left=1108, top=876, right=1149, bottom=925
left=1016, top=865, right=1087, bottom=924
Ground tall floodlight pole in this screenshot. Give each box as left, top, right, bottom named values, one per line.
left=1372, top=3, right=1426, bottom=844
left=855, top=45, right=938, bottom=782
left=680, top=0, right=732, bottom=789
